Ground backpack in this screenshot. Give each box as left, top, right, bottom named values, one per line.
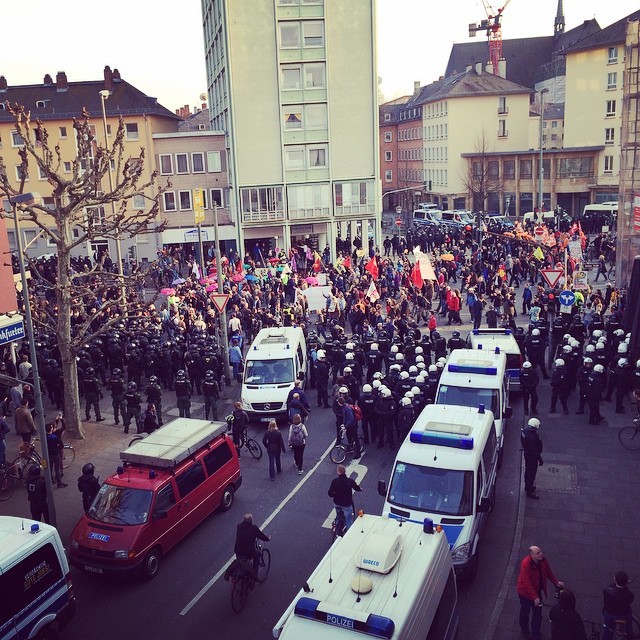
left=290, top=424, right=305, bottom=447
left=350, top=404, right=363, bottom=422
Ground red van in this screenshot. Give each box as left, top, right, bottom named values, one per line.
left=69, top=418, right=241, bottom=579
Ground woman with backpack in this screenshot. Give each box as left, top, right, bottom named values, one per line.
left=288, top=414, right=308, bottom=475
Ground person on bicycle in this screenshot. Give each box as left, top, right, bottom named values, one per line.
left=328, top=464, right=362, bottom=530
left=231, top=401, right=249, bottom=457
left=234, top=513, right=270, bottom=572
left=601, top=570, right=634, bottom=640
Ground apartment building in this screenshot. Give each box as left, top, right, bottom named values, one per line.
left=201, top=0, right=379, bottom=259
left=0, top=66, right=181, bottom=262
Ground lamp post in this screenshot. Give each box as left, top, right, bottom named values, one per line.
left=10, top=192, right=57, bottom=527
left=538, top=88, right=549, bottom=223
left=99, top=90, right=126, bottom=305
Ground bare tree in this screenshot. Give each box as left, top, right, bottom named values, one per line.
left=0, top=104, right=167, bottom=438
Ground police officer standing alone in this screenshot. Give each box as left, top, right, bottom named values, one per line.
left=26, top=465, right=50, bottom=523
left=521, top=418, right=543, bottom=499
left=174, top=370, right=192, bottom=418
left=202, top=370, right=220, bottom=421
left=77, top=463, right=100, bottom=513
left=519, top=361, right=539, bottom=416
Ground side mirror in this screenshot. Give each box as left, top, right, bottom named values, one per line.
left=504, top=406, right=513, bottom=419
left=377, top=480, right=387, bottom=498
left=477, top=497, right=491, bottom=513
left=152, top=510, right=168, bottom=521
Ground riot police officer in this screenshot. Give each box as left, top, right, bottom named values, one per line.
left=26, top=465, right=50, bottom=523
left=83, top=367, right=104, bottom=422
left=447, top=330, right=466, bottom=353
left=315, top=350, right=330, bottom=408
left=145, top=375, right=164, bottom=426
left=519, top=361, right=539, bottom=416
left=587, top=364, right=606, bottom=424
left=365, top=343, right=383, bottom=382
left=524, top=328, right=549, bottom=379
left=123, top=382, right=142, bottom=434
left=550, top=359, right=571, bottom=415
left=359, top=383, right=375, bottom=445
left=174, top=370, right=192, bottom=418
left=396, top=397, right=414, bottom=441
left=108, top=368, right=127, bottom=426
left=202, top=370, right=220, bottom=420
left=576, top=357, right=594, bottom=415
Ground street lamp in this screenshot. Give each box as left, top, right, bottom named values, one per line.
left=9, top=192, right=57, bottom=527
left=98, top=90, right=126, bottom=304
left=538, top=88, right=549, bottom=223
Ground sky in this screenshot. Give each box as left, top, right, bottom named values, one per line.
left=1, top=0, right=638, bottom=112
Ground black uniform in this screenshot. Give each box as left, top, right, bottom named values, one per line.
left=145, top=380, right=164, bottom=426
left=519, top=367, right=539, bottom=415
left=174, top=376, right=192, bottom=418
left=359, top=390, right=375, bottom=445
left=524, top=334, right=549, bottom=379
left=108, top=373, right=127, bottom=426
left=124, top=387, right=142, bottom=434
left=83, top=374, right=103, bottom=421
left=315, top=360, right=330, bottom=408
left=521, top=426, right=543, bottom=497
left=202, top=377, right=220, bottom=420
left=550, top=366, right=571, bottom=414
left=26, top=470, right=50, bottom=523
left=77, top=471, right=100, bottom=513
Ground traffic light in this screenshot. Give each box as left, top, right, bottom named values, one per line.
left=428, top=180, right=432, bottom=191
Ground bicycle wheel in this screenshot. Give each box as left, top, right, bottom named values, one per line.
left=256, top=548, right=271, bottom=583
left=62, top=445, right=76, bottom=468
left=245, top=438, right=262, bottom=460
left=230, top=576, right=249, bottom=613
left=618, top=426, right=640, bottom=451
left=0, top=470, right=14, bottom=501
left=330, top=445, right=346, bottom=464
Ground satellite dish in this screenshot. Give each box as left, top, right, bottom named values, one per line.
left=199, top=93, right=208, bottom=102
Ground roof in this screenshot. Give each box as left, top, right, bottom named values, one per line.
left=0, top=75, right=180, bottom=124
left=379, top=99, right=409, bottom=126
left=562, top=10, right=640, bottom=53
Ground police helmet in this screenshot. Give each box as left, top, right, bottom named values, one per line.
left=583, top=357, right=593, bottom=365
left=592, top=330, right=603, bottom=338
left=112, top=368, right=122, bottom=376
left=411, top=386, right=420, bottom=395
left=338, top=386, right=349, bottom=394
left=316, top=350, right=326, bottom=360
left=362, top=384, right=372, bottom=393
left=373, top=372, right=383, bottom=380
left=614, top=329, right=625, bottom=337
left=380, top=388, right=391, bottom=398
left=370, top=343, right=379, bottom=351
left=415, top=346, right=423, bottom=355
left=390, top=364, right=402, bottom=372
left=204, top=371, right=214, bottom=379
left=400, top=397, right=411, bottom=407
left=596, top=343, right=605, bottom=350
left=562, top=345, right=572, bottom=353
left=149, top=375, right=159, bottom=384
left=417, top=362, right=426, bottom=370
left=127, top=382, right=137, bottom=391
left=346, top=352, right=355, bottom=360
left=428, top=364, right=438, bottom=373
left=82, top=463, right=95, bottom=475
left=618, top=343, right=628, bottom=354
left=586, top=344, right=596, bottom=353
left=532, top=329, right=540, bottom=336
left=346, top=342, right=355, bottom=350
left=528, top=418, right=541, bottom=429
left=404, top=391, right=414, bottom=399
left=415, top=355, right=425, bottom=363
left=28, top=464, right=41, bottom=477
left=555, top=358, right=565, bottom=367
left=452, top=331, right=460, bottom=338
left=395, top=353, right=404, bottom=361
left=373, top=380, right=382, bottom=389
left=400, top=371, right=410, bottom=380
left=343, top=367, right=352, bottom=374
left=432, top=331, right=440, bottom=339
left=86, top=367, right=95, bottom=376
left=409, top=366, right=418, bottom=375
left=436, top=361, right=445, bottom=369
left=176, top=369, right=186, bottom=378
left=522, top=361, right=532, bottom=369
left=618, top=358, right=629, bottom=367
left=391, top=345, right=399, bottom=354
left=594, top=364, right=605, bottom=373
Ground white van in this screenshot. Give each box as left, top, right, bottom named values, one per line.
left=0, top=516, right=76, bottom=640
left=435, top=348, right=511, bottom=466
left=523, top=210, right=555, bottom=225
left=240, top=327, right=308, bottom=422
left=412, top=209, right=441, bottom=227
left=467, top=328, right=523, bottom=390
left=272, top=513, right=458, bottom=640
left=379, top=404, right=499, bottom=579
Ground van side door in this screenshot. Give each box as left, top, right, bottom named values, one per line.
left=149, top=482, right=183, bottom=551
left=174, top=461, right=209, bottom=534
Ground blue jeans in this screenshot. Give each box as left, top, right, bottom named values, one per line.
left=231, top=361, right=241, bottom=380
left=267, top=450, right=282, bottom=479
left=335, top=504, right=354, bottom=530
left=519, top=595, right=542, bottom=639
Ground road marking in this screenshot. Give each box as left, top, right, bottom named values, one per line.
left=180, top=438, right=337, bottom=616
left=321, top=459, right=369, bottom=529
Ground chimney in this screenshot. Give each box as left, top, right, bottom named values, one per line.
left=465, top=64, right=472, bottom=72
left=498, top=58, right=507, bottom=79
left=112, top=68, right=121, bottom=82
left=202, top=103, right=207, bottom=111
left=486, top=62, right=494, bottom=74
left=0, top=76, right=7, bottom=92
left=103, top=65, right=113, bottom=92
left=55, top=71, right=68, bottom=92
left=43, top=74, right=53, bottom=86
left=475, top=62, right=483, bottom=75
left=413, top=81, right=420, bottom=93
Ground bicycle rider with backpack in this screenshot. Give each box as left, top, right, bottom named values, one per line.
left=328, top=464, right=362, bottom=531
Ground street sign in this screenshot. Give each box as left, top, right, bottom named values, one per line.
left=194, top=189, right=205, bottom=224
left=559, top=290, right=576, bottom=307
left=0, top=315, right=25, bottom=345
left=534, top=226, right=545, bottom=236
left=210, top=293, right=230, bottom=313
left=540, top=269, right=563, bottom=289
left=573, top=270, right=588, bottom=290
left=395, top=217, right=402, bottom=227
left=395, top=206, right=402, bottom=214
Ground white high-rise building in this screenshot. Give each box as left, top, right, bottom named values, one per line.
left=201, top=0, right=380, bottom=261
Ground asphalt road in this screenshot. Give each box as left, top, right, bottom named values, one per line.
left=61, top=391, right=525, bottom=640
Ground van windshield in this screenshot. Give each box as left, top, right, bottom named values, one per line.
left=388, top=462, right=474, bottom=516
left=436, top=385, right=500, bottom=418
left=89, top=483, right=153, bottom=526
left=244, top=358, right=294, bottom=384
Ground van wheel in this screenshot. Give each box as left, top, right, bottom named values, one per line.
left=142, top=548, right=161, bottom=580
left=466, top=550, right=479, bottom=582
left=37, top=627, right=58, bottom=640
left=219, top=485, right=235, bottom=512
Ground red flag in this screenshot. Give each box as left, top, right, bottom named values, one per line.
left=342, top=256, right=351, bottom=269
left=412, top=264, right=423, bottom=289
left=312, top=257, right=321, bottom=273
left=365, top=258, right=378, bottom=280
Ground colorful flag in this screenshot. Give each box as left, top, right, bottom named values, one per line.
left=533, top=246, right=545, bottom=261
left=367, top=280, right=380, bottom=302
left=365, top=258, right=378, bottom=280
left=342, top=256, right=351, bottom=269
left=412, top=264, right=423, bottom=289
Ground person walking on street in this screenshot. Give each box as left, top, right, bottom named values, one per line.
left=262, top=420, right=286, bottom=481
left=328, top=464, right=362, bottom=531
left=288, top=413, right=308, bottom=475
left=601, top=570, right=635, bottom=640
left=517, top=545, right=564, bottom=640
left=521, top=418, right=543, bottom=499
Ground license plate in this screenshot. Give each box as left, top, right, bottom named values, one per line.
left=84, top=565, right=103, bottom=574
left=260, top=417, right=272, bottom=422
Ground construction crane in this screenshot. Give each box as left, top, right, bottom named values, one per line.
left=468, top=0, right=511, bottom=75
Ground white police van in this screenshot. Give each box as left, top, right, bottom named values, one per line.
left=435, top=348, right=511, bottom=466
left=0, top=516, right=76, bottom=640
left=240, top=327, right=308, bottom=422
left=272, top=514, right=458, bottom=640
left=379, top=404, right=499, bottom=579
left=467, top=328, right=523, bottom=390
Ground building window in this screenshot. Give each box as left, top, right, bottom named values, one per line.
left=279, top=22, right=301, bottom=48
left=304, top=63, right=325, bottom=88
left=384, top=113, right=391, bottom=122
left=498, top=120, right=508, bottom=137
left=132, top=194, right=146, bottom=209
left=179, top=190, right=192, bottom=210
left=38, top=166, right=47, bottom=180
left=163, top=191, right=176, bottom=212
left=384, top=151, right=392, bottom=162
left=308, top=145, right=327, bottom=168
left=519, top=159, right=532, bottom=179
left=175, top=153, right=189, bottom=174
left=210, top=188, right=224, bottom=207
left=281, top=66, right=301, bottom=90
left=604, top=156, right=614, bottom=174
left=498, top=96, right=507, bottom=114
left=605, top=128, right=615, bottom=145
left=11, top=131, right=24, bottom=147
left=557, top=157, right=593, bottom=178
left=240, top=187, right=284, bottom=221
left=608, top=46, right=618, bottom=64
left=192, top=152, right=205, bottom=173
left=607, top=72, right=617, bottom=90
left=334, top=181, right=375, bottom=214
left=125, top=123, right=139, bottom=141
left=284, top=103, right=327, bottom=130
left=285, top=146, right=306, bottom=170
left=303, top=22, right=324, bottom=47
left=159, top=154, right=173, bottom=175
left=606, top=100, right=616, bottom=117
left=488, top=161, right=499, bottom=178
left=385, top=170, right=392, bottom=182
left=287, top=183, right=330, bottom=218
left=284, top=106, right=303, bottom=129
left=207, top=150, right=222, bottom=172
left=59, top=126, right=67, bottom=139
left=63, top=161, right=72, bottom=174
left=15, top=165, right=28, bottom=181
left=384, top=131, right=392, bottom=143
left=551, top=121, right=558, bottom=128
left=503, top=160, right=515, bottom=179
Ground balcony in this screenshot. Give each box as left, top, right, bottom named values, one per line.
left=241, top=210, right=285, bottom=224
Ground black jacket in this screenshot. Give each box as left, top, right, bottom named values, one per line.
left=603, top=583, right=635, bottom=616
left=521, top=427, right=543, bottom=463
left=328, top=473, right=362, bottom=507
left=262, top=429, right=286, bottom=454
left=234, top=521, right=269, bottom=558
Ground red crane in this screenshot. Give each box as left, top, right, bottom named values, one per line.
left=468, top=0, right=511, bottom=75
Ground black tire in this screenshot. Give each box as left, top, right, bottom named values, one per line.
left=256, top=548, right=271, bottom=583
left=330, top=446, right=346, bottom=464
left=246, top=438, right=262, bottom=460
left=219, top=485, right=235, bottom=512
left=618, top=426, right=640, bottom=451
left=62, top=445, right=75, bottom=468
left=465, top=548, right=479, bottom=582
left=231, top=576, right=249, bottom=613
left=142, top=548, right=161, bottom=580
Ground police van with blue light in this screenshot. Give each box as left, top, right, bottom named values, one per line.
left=378, top=404, right=499, bottom=580
left=272, top=513, right=458, bottom=639
left=466, top=328, right=523, bottom=390
left=240, top=327, right=308, bottom=422
left=435, top=348, right=511, bottom=466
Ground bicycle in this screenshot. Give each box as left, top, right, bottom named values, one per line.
left=229, top=540, right=271, bottom=613
left=584, top=616, right=640, bottom=640
left=32, top=437, right=75, bottom=470
left=0, top=464, right=15, bottom=501
left=618, top=417, right=640, bottom=451
left=331, top=503, right=356, bottom=542
left=238, top=428, right=262, bottom=460
left=330, top=424, right=365, bottom=464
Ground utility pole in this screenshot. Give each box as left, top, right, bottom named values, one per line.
left=213, top=203, right=232, bottom=384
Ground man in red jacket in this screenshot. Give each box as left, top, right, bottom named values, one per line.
left=517, top=545, right=565, bottom=640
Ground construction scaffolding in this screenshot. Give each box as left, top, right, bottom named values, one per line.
left=617, top=19, right=640, bottom=286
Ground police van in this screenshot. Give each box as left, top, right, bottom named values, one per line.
left=272, top=514, right=458, bottom=640
left=241, top=327, right=308, bottom=422
left=467, top=328, right=523, bottom=390
left=435, top=348, right=511, bottom=466
left=0, top=516, right=76, bottom=640
left=378, top=404, right=499, bottom=579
